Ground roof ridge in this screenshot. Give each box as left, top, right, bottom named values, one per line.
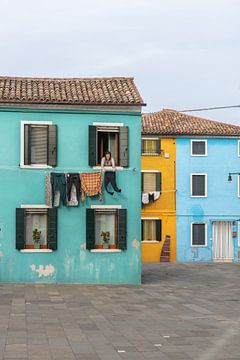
left=0, top=75, right=135, bottom=81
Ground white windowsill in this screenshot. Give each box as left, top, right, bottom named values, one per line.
left=20, top=249, right=53, bottom=253
left=20, top=165, right=53, bottom=169
left=142, top=153, right=160, bottom=156
left=93, top=166, right=124, bottom=171
left=142, top=241, right=160, bottom=244
left=90, top=249, right=122, bottom=253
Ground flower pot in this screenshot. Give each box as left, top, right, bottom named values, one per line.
left=103, top=243, right=109, bottom=249
left=34, top=242, right=40, bottom=249
left=109, top=244, right=117, bottom=249
left=40, top=244, right=48, bottom=249
left=26, top=244, right=34, bottom=249
left=95, top=244, right=103, bottom=249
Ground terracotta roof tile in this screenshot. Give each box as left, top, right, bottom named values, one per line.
left=0, top=76, right=145, bottom=106
left=142, top=109, right=240, bottom=136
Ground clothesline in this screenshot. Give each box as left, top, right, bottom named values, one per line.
left=0, top=165, right=138, bottom=173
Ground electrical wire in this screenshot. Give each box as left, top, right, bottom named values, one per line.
left=180, top=105, right=240, bottom=112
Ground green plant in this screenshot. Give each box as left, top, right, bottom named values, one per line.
left=100, top=231, right=110, bottom=243
left=32, top=228, right=41, bottom=243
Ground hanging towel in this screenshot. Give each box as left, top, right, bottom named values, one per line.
left=80, top=172, right=102, bottom=201
left=142, top=193, right=149, bottom=205
left=153, top=191, right=160, bottom=201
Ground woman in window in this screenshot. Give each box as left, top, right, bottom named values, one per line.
left=101, top=151, right=121, bottom=195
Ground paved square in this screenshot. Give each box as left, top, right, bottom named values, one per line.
left=0, top=263, right=240, bottom=359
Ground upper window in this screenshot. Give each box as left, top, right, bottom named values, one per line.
left=191, top=223, right=207, bottom=246
left=142, top=219, right=161, bottom=242
left=86, top=208, right=127, bottom=250
left=16, top=207, right=57, bottom=251
left=191, top=174, right=207, bottom=197
left=142, top=138, right=161, bottom=155
left=142, top=172, right=161, bottom=193
left=191, top=140, right=207, bottom=156
left=21, top=122, right=57, bottom=167
left=89, top=125, right=128, bottom=167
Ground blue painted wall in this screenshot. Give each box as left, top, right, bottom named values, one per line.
left=176, top=137, right=240, bottom=262
left=0, top=108, right=142, bottom=283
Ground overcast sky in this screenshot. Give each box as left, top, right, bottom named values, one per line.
left=0, top=0, right=240, bottom=124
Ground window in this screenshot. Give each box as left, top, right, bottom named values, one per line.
left=86, top=208, right=127, bottom=250
left=191, top=223, right=207, bottom=246
left=191, top=140, right=207, bottom=156
left=142, top=219, right=161, bottom=242
left=142, top=138, right=160, bottom=155
left=16, top=207, right=57, bottom=250
left=191, top=174, right=207, bottom=197
left=142, top=172, right=161, bottom=193
left=89, top=125, right=128, bottom=167
left=21, top=122, right=57, bottom=167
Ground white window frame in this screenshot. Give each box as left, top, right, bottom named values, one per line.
left=238, top=222, right=240, bottom=247
left=238, top=140, right=240, bottom=157
left=190, top=173, right=208, bottom=198
left=141, top=217, right=160, bottom=243
left=191, top=140, right=207, bottom=156
left=20, top=204, right=52, bottom=253
left=191, top=222, right=207, bottom=247
left=20, top=121, right=53, bottom=169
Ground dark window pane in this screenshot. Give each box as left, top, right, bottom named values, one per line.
left=192, top=223, right=206, bottom=245
left=192, top=175, right=205, bottom=196
left=31, top=126, right=48, bottom=164
left=192, top=141, right=206, bottom=155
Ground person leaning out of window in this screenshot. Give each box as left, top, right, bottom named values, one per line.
left=101, top=151, right=121, bottom=195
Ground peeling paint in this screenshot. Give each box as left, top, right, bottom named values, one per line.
left=80, top=243, right=86, bottom=249
left=132, top=239, right=140, bottom=248
left=0, top=251, right=3, bottom=257
left=30, top=264, right=55, bottom=278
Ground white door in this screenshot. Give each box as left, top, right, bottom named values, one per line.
left=212, top=221, right=233, bottom=261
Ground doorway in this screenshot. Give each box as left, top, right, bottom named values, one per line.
left=212, top=221, right=233, bottom=261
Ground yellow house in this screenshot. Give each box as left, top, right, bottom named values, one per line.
left=141, top=110, right=176, bottom=262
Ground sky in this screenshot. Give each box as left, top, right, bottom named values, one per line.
left=0, top=0, right=240, bottom=124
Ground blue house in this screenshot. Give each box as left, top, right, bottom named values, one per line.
left=0, top=76, right=145, bottom=283
left=174, top=110, right=240, bottom=262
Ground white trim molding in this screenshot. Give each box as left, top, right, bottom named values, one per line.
left=93, top=122, right=123, bottom=127
left=141, top=217, right=160, bottom=220
left=190, top=173, right=208, bottom=198
left=191, top=222, right=208, bottom=247
left=191, top=139, right=208, bottom=156
left=90, top=249, right=122, bottom=253
left=20, top=249, right=53, bottom=253
left=90, top=205, right=122, bottom=209
left=141, top=170, right=160, bottom=173
left=20, top=120, right=53, bottom=168
left=21, top=205, right=50, bottom=209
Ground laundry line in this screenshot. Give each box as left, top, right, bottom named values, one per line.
left=0, top=165, right=138, bottom=173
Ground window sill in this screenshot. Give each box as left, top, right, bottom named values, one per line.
left=20, top=249, right=53, bottom=253
left=142, top=153, right=160, bottom=156
left=90, top=249, right=122, bottom=253
left=142, top=241, right=160, bottom=244
left=93, top=166, right=124, bottom=171
left=20, top=165, right=53, bottom=169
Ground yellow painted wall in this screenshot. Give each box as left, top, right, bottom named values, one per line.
left=141, top=138, right=176, bottom=262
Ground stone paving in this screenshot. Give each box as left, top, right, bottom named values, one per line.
left=0, top=263, right=240, bottom=360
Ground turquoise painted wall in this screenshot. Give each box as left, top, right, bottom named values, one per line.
left=176, top=137, right=240, bottom=262
left=0, top=108, right=142, bottom=283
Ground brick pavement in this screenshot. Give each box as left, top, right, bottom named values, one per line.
left=0, top=263, right=240, bottom=359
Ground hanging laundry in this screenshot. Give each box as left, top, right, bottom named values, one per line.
left=66, top=173, right=81, bottom=206
left=80, top=172, right=102, bottom=201
left=142, top=193, right=149, bottom=205
left=104, top=171, right=121, bottom=196
left=149, top=191, right=160, bottom=202
left=51, top=173, right=67, bottom=207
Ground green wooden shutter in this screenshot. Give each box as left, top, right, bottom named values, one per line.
left=156, top=172, right=162, bottom=192
left=141, top=139, right=144, bottom=154
left=119, top=126, right=129, bottom=167
left=47, top=208, right=58, bottom=250
left=156, top=219, right=162, bottom=242
left=86, top=209, right=95, bottom=250
left=141, top=173, right=144, bottom=192
left=141, top=220, right=144, bottom=242
left=48, top=125, right=57, bottom=167
left=156, top=139, right=161, bottom=154
left=117, top=209, right=127, bottom=250
left=24, top=125, right=31, bottom=165
left=16, top=208, right=26, bottom=250
left=89, top=126, right=97, bottom=166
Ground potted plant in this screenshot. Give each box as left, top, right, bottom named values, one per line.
left=32, top=228, right=41, bottom=249
left=101, top=231, right=110, bottom=249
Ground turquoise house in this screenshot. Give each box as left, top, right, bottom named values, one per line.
left=0, top=76, right=145, bottom=284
